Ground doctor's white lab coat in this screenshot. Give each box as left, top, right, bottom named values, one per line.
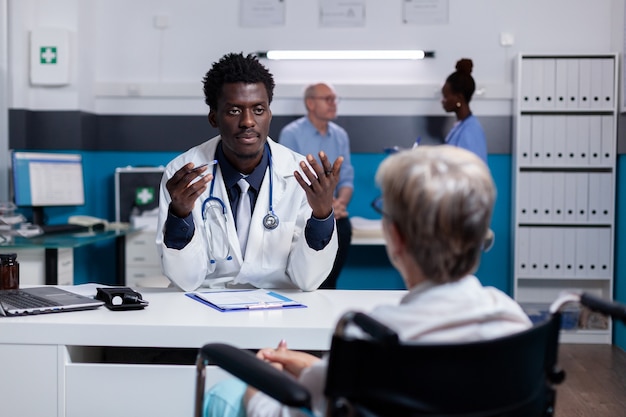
left=156, top=136, right=338, bottom=292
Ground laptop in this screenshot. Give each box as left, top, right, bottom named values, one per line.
left=0, top=287, right=105, bottom=317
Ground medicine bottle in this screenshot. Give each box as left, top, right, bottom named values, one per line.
left=0, top=253, right=19, bottom=290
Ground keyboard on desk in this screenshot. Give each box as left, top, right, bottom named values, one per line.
left=0, top=290, right=61, bottom=309
left=40, top=223, right=91, bottom=235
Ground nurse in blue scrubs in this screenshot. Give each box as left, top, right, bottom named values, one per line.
left=441, top=58, right=488, bottom=165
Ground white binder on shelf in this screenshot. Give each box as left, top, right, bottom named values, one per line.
left=575, top=116, right=590, bottom=167
left=574, top=228, right=588, bottom=277
left=520, top=58, right=534, bottom=110
left=539, top=172, right=553, bottom=223
left=555, top=59, right=568, bottom=107
left=531, top=59, right=544, bottom=109
left=542, top=59, right=556, bottom=109
left=565, top=59, right=579, bottom=109
left=587, top=116, right=602, bottom=166
left=590, top=228, right=610, bottom=279
left=587, top=173, right=602, bottom=223
left=518, top=115, right=532, bottom=166
left=562, top=228, right=577, bottom=277
left=539, top=227, right=553, bottom=277
left=574, top=173, right=589, bottom=223
left=517, top=172, right=530, bottom=223
left=530, top=115, right=544, bottom=166
left=586, top=228, right=600, bottom=277
left=551, top=173, right=565, bottom=223
left=552, top=116, right=566, bottom=166
left=528, top=172, right=542, bottom=223
left=600, top=57, right=615, bottom=109
left=596, top=228, right=612, bottom=279
left=551, top=228, right=565, bottom=278
left=563, top=173, right=578, bottom=223
left=590, top=59, right=604, bottom=109
left=516, top=227, right=530, bottom=277
left=578, top=58, right=592, bottom=109
left=600, top=115, right=614, bottom=165
left=542, top=116, right=555, bottom=165
left=528, top=227, right=543, bottom=277
left=599, top=173, right=613, bottom=222
left=564, top=116, right=578, bottom=166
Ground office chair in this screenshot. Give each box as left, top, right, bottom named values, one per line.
left=195, top=292, right=626, bottom=417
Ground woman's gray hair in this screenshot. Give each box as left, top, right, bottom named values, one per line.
left=375, top=145, right=496, bottom=284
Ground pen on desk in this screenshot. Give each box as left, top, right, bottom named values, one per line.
left=247, top=302, right=284, bottom=310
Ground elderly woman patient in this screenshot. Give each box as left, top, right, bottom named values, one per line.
left=203, top=145, right=532, bottom=417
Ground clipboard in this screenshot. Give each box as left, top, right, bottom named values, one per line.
left=185, top=289, right=307, bottom=312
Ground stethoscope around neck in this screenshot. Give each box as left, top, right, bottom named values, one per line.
left=201, top=156, right=280, bottom=230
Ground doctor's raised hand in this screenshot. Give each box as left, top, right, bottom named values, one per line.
left=295, top=151, right=343, bottom=219
left=165, top=163, right=212, bottom=218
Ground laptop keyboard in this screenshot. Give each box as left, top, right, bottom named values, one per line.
left=0, top=290, right=61, bottom=309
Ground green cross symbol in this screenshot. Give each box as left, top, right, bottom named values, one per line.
left=40, top=46, right=57, bottom=64
left=135, top=187, right=155, bottom=206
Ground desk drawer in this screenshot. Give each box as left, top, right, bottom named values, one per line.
left=126, top=232, right=160, bottom=265
left=65, top=363, right=230, bottom=417
left=125, top=266, right=167, bottom=287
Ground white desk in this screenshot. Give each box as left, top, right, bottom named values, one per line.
left=0, top=287, right=405, bottom=417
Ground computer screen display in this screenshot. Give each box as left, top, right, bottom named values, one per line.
left=11, top=152, right=85, bottom=223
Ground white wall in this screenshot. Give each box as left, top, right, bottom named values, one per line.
left=6, top=0, right=625, bottom=117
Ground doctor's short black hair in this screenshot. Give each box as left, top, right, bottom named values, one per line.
left=202, top=52, right=275, bottom=110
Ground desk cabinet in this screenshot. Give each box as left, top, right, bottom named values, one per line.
left=125, top=230, right=167, bottom=287
left=0, top=289, right=406, bottom=417
left=0, top=344, right=59, bottom=416
left=12, top=248, right=73, bottom=285
left=512, top=53, right=617, bottom=344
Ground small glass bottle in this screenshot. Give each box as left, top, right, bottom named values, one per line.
left=0, top=253, right=19, bottom=290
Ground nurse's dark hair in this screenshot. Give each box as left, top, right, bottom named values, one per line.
left=202, top=52, right=275, bottom=110
left=445, top=58, right=476, bottom=103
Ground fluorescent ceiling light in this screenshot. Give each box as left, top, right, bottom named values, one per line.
left=256, top=50, right=435, bottom=60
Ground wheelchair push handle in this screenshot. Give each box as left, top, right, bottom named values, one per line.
left=580, top=293, right=626, bottom=325
left=335, top=311, right=399, bottom=344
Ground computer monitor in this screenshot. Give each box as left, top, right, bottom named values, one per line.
left=11, top=151, right=86, bottom=226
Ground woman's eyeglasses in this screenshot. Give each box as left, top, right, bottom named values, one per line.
left=371, top=196, right=387, bottom=217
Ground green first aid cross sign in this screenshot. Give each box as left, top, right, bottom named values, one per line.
left=40, top=46, right=57, bottom=64
left=135, top=187, right=156, bottom=206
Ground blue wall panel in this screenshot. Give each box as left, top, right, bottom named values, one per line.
left=614, top=155, right=626, bottom=349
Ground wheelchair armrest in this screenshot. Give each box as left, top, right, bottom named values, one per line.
left=580, top=293, right=626, bottom=324
left=198, top=343, right=312, bottom=408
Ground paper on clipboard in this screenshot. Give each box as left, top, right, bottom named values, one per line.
left=186, top=289, right=306, bottom=312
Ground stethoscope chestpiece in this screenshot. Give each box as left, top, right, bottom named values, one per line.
left=263, top=212, right=279, bottom=230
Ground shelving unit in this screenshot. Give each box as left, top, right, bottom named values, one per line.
left=512, top=53, right=618, bottom=344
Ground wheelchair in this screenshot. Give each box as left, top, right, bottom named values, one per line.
left=195, top=292, right=626, bottom=417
